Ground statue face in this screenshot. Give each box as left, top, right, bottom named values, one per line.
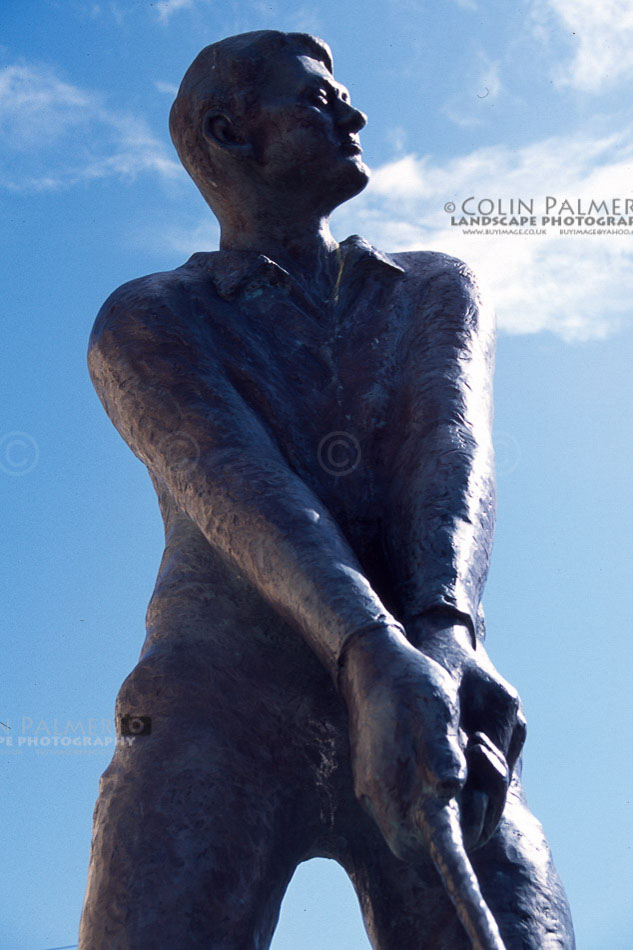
left=246, top=52, right=370, bottom=210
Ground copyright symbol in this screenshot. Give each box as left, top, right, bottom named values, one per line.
left=0, top=431, right=39, bottom=476
left=317, top=431, right=361, bottom=477
left=158, top=431, right=200, bottom=476
left=444, top=201, right=456, bottom=213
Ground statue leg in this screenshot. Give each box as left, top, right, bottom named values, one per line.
left=78, top=653, right=319, bottom=949
left=343, top=773, right=575, bottom=949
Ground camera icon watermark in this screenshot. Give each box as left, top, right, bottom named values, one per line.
left=120, top=715, right=152, bottom=737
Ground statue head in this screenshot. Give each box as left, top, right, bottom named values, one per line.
left=169, top=30, right=369, bottom=221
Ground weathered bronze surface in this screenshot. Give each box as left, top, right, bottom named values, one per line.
left=79, top=31, right=575, bottom=948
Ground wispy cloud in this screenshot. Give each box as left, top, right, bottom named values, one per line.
left=154, top=79, right=179, bottom=97
left=331, top=128, right=633, bottom=341
left=283, top=5, right=324, bottom=34
left=129, top=213, right=220, bottom=261
left=154, top=0, right=201, bottom=22
left=0, top=61, right=182, bottom=190
left=533, top=0, right=633, bottom=92
left=443, top=55, right=502, bottom=129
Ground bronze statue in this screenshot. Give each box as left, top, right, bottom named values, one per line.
left=79, top=30, right=575, bottom=948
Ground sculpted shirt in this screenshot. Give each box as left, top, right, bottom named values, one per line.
left=89, top=235, right=495, bottom=683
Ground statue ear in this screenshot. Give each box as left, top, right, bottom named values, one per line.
left=202, top=110, right=253, bottom=158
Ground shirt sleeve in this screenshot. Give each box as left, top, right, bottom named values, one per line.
left=88, top=278, right=405, bottom=683
left=381, top=258, right=496, bottom=640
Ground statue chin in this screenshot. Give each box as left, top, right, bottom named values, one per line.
left=326, top=160, right=371, bottom=210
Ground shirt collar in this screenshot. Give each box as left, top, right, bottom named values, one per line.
left=189, top=234, right=404, bottom=301
left=338, top=234, right=405, bottom=274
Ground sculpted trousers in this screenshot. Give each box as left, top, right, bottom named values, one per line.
left=79, top=631, right=575, bottom=950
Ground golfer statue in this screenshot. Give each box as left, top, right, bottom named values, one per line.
left=79, top=30, right=575, bottom=949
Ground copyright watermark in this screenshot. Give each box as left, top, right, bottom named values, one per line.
left=0, top=715, right=116, bottom=754
left=0, top=431, right=39, bottom=476
left=444, top=195, right=633, bottom=235
left=0, top=714, right=156, bottom=754
left=317, top=431, right=361, bottom=476
left=157, top=431, right=200, bottom=477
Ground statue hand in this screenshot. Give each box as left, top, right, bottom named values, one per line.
left=339, top=618, right=525, bottom=861
left=410, top=613, right=526, bottom=852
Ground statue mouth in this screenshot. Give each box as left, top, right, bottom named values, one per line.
left=340, top=139, right=362, bottom=157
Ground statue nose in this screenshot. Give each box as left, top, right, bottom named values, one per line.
left=336, top=101, right=367, bottom=134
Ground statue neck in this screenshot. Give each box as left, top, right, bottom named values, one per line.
left=218, top=211, right=341, bottom=302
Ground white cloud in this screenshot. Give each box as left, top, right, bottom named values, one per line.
left=154, top=80, right=179, bottom=97
left=0, top=62, right=93, bottom=148
left=72, top=0, right=204, bottom=25
left=533, top=0, right=633, bottom=92
left=0, top=61, right=182, bottom=190
left=443, top=56, right=502, bottom=129
left=283, top=5, right=324, bottom=35
left=130, top=213, right=220, bottom=260
left=154, top=0, right=198, bottom=22
left=481, top=62, right=501, bottom=99
left=386, top=125, right=408, bottom=154
left=331, top=128, right=633, bottom=341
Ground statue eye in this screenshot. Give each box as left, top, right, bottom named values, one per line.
left=312, top=88, right=330, bottom=107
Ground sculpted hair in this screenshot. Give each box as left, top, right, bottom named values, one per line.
left=169, top=30, right=333, bottom=206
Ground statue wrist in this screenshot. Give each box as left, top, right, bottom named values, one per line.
left=336, top=620, right=408, bottom=698
left=406, top=607, right=477, bottom=651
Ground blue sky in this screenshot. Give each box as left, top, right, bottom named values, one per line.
left=2, top=1, right=632, bottom=947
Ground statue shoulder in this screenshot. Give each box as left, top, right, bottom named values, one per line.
left=89, top=262, right=197, bottom=348
left=87, top=258, right=225, bottom=406
left=390, top=249, right=482, bottom=296
left=390, top=249, right=494, bottom=341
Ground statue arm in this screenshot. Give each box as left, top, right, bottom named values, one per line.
left=383, top=259, right=496, bottom=643
left=88, top=283, right=406, bottom=684
left=346, top=260, right=525, bottom=861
